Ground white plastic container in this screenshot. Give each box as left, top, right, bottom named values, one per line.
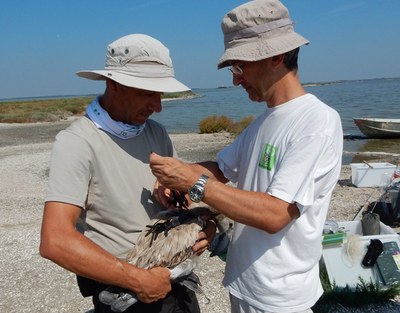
left=321, top=221, right=399, bottom=288
left=337, top=220, right=397, bottom=237
left=350, top=163, right=395, bottom=187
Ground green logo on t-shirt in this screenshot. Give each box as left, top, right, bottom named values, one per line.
left=259, top=144, right=276, bottom=170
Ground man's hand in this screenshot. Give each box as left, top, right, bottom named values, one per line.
left=149, top=152, right=197, bottom=192
left=192, top=219, right=217, bottom=255
left=99, top=265, right=172, bottom=311
left=152, top=180, right=190, bottom=210
left=132, top=266, right=171, bottom=303
left=152, top=180, right=176, bottom=209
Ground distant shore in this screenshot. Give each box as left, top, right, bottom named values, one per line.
left=1, top=118, right=400, bottom=166
left=0, top=90, right=198, bottom=124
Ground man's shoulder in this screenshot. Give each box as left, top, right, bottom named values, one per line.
left=146, top=118, right=165, bottom=129
left=145, top=119, right=169, bottom=136
left=62, top=115, right=96, bottom=134
left=300, top=94, right=340, bottom=119
left=55, top=116, right=97, bottom=144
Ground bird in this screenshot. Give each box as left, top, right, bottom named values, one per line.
left=98, top=199, right=232, bottom=312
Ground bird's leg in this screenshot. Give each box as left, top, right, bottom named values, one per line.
left=144, top=217, right=179, bottom=246
left=145, top=220, right=167, bottom=247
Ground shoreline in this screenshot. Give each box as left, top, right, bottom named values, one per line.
left=1, top=119, right=400, bottom=166
left=0, top=122, right=399, bottom=312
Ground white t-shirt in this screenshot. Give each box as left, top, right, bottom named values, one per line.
left=217, top=94, right=343, bottom=312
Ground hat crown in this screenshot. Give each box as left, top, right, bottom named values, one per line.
left=105, top=34, right=173, bottom=69
left=217, top=0, right=309, bottom=69
left=76, top=33, right=190, bottom=93
left=222, top=0, right=290, bottom=37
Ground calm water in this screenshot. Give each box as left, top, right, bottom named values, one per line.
left=152, top=78, right=400, bottom=165
left=3, top=78, right=398, bottom=165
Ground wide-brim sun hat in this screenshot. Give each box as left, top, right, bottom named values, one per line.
left=218, top=0, right=309, bottom=69
left=77, top=34, right=190, bottom=93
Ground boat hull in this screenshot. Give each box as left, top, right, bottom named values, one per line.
left=353, top=118, right=400, bottom=139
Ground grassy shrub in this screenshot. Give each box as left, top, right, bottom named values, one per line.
left=0, top=97, right=92, bottom=123
left=161, top=90, right=196, bottom=99
left=199, top=115, right=254, bottom=136
left=231, top=116, right=254, bottom=135
left=199, top=115, right=234, bottom=134
left=0, top=92, right=196, bottom=123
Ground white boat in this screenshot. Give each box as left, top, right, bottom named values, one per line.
left=353, top=118, right=400, bottom=139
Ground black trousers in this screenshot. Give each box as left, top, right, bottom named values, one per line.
left=77, top=276, right=201, bottom=313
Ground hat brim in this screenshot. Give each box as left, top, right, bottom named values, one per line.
left=218, top=32, right=309, bottom=69
left=76, top=70, right=190, bottom=93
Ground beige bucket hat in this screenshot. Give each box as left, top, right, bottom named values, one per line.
left=77, top=34, right=190, bottom=93
left=218, top=0, right=309, bottom=69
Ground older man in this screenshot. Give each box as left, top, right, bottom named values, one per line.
left=40, top=34, right=212, bottom=313
left=150, top=1, right=343, bottom=312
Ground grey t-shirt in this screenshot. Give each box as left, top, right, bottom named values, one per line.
left=45, top=116, right=175, bottom=258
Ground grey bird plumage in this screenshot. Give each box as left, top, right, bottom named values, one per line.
left=99, top=205, right=230, bottom=312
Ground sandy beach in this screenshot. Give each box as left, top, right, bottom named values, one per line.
left=0, top=121, right=399, bottom=312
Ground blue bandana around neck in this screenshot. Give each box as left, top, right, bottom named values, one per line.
left=86, top=97, right=145, bottom=139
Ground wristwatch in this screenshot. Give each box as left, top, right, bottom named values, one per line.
left=188, top=174, right=209, bottom=203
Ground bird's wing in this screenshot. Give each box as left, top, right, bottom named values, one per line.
left=126, top=221, right=202, bottom=269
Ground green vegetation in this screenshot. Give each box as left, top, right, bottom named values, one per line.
left=199, top=115, right=234, bottom=134
left=312, top=267, right=400, bottom=311
left=199, top=115, right=254, bottom=136
left=160, top=90, right=195, bottom=100
left=0, top=91, right=197, bottom=123
left=0, top=92, right=253, bottom=137
left=0, top=97, right=92, bottom=123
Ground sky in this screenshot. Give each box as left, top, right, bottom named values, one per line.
left=1, top=0, right=399, bottom=99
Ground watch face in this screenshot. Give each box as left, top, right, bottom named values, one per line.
left=189, top=185, right=204, bottom=202
left=189, top=174, right=208, bottom=203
